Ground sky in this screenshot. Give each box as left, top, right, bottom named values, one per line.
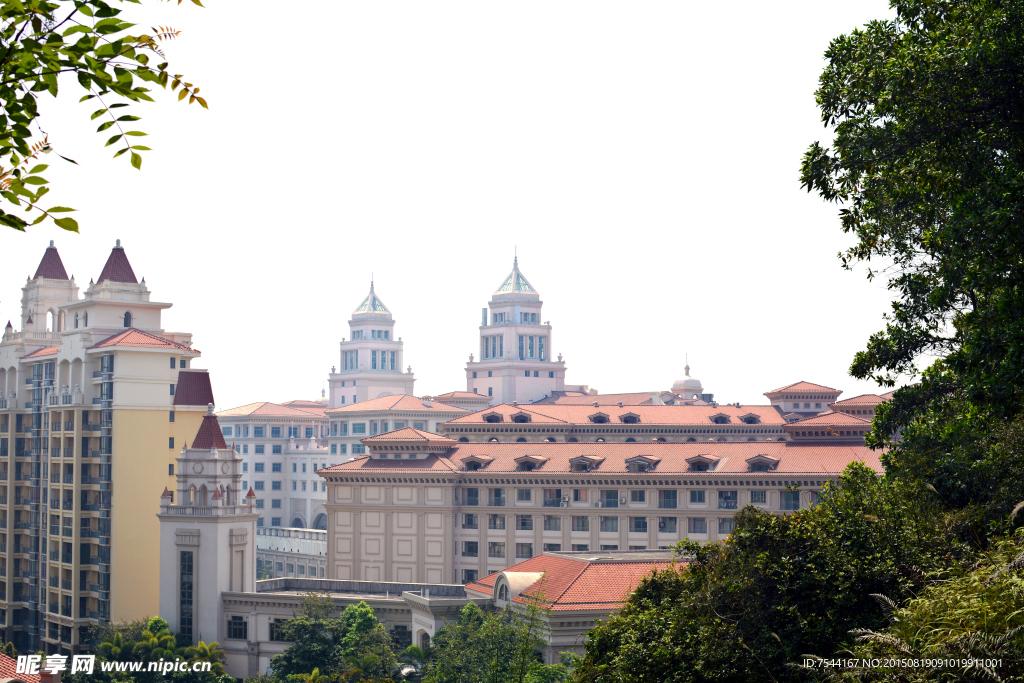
left=0, top=0, right=902, bottom=411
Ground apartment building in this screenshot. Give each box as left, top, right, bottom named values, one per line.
left=215, top=402, right=329, bottom=529
left=317, top=426, right=882, bottom=584
left=0, top=241, right=213, bottom=653
left=325, top=395, right=468, bottom=461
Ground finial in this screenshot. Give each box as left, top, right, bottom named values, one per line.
left=514, top=246, right=518, bottom=267
left=49, top=240, right=54, bottom=247
left=207, top=403, right=214, bottom=415
left=115, top=239, right=121, bottom=248
left=685, top=354, right=690, bottom=377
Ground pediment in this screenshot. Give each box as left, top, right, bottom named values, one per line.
left=588, top=412, right=610, bottom=424
left=482, top=412, right=504, bottom=424
left=685, top=454, right=719, bottom=471
left=569, top=455, right=605, bottom=471
left=618, top=412, right=641, bottom=424
left=513, top=454, right=548, bottom=470
left=709, top=413, right=731, bottom=424
left=510, top=411, right=532, bottom=424
left=738, top=413, right=761, bottom=425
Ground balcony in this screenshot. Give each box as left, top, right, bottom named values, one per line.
left=63, top=421, right=73, bottom=432
left=61, top=579, right=71, bottom=591
left=48, top=576, right=57, bottom=588
left=62, top=500, right=73, bottom=510
left=48, top=603, right=57, bottom=614
left=61, top=606, right=71, bottom=617
left=49, top=474, right=59, bottom=484
left=0, top=472, right=7, bottom=481
left=62, top=527, right=72, bottom=538
left=49, top=551, right=59, bottom=561
left=49, top=525, right=58, bottom=536
left=61, top=552, right=72, bottom=564
left=62, top=475, right=73, bottom=484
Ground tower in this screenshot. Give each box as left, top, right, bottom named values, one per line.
left=465, top=257, right=566, bottom=404
left=327, top=281, right=415, bottom=408
left=20, top=240, right=79, bottom=335
left=158, top=405, right=258, bottom=650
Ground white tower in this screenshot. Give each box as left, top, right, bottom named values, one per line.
left=465, top=257, right=566, bottom=404
left=327, top=281, right=415, bottom=408
left=158, top=405, right=258, bottom=651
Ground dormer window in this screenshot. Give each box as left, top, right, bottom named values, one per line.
left=518, top=462, right=535, bottom=472
left=510, top=412, right=531, bottom=424
left=745, top=454, right=779, bottom=472
left=466, top=462, right=481, bottom=471
left=739, top=414, right=761, bottom=425
left=588, top=412, right=609, bottom=424
left=625, top=455, right=660, bottom=473
left=691, top=462, right=709, bottom=472
left=750, top=463, right=770, bottom=472
left=710, top=414, right=731, bottom=425
left=569, top=455, right=604, bottom=472
left=619, top=413, right=640, bottom=424
left=513, top=455, right=548, bottom=472
left=685, top=454, right=718, bottom=472
left=461, top=455, right=493, bottom=471
left=483, top=413, right=504, bottom=424
left=571, top=463, right=589, bottom=472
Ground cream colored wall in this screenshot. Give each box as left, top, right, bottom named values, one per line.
left=110, top=406, right=204, bottom=623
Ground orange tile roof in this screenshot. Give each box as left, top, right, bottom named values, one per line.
left=22, top=346, right=59, bottom=359
left=281, top=400, right=330, bottom=416
left=362, top=427, right=459, bottom=444
left=432, top=391, right=486, bottom=399
left=90, top=328, right=197, bottom=352
left=533, top=392, right=671, bottom=406
left=831, top=393, right=886, bottom=406
left=217, top=402, right=325, bottom=418
left=766, top=381, right=841, bottom=395
left=465, top=554, right=676, bottom=611
left=444, top=403, right=786, bottom=426
left=785, top=410, right=872, bottom=427
left=326, top=395, right=469, bottom=415
left=34, top=242, right=69, bottom=280
left=319, top=441, right=882, bottom=476
left=0, top=652, right=41, bottom=683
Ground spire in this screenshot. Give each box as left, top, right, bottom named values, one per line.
left=191, top=405, right=227, bottom=449
left=685, top=354, right=690, bottom=377
left=161, top=487, right=172, bottom=498
left=96, top=239, right=138, bottom=284
left=494, top=254, right=537, bottom=295
left=353, top=280, right=390, bottom=314
left=33, top=240, right=69, bottom=280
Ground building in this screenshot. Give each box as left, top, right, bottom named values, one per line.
left=255, top=526, right=327, bottom=579
left=427, top=391, right=492, bottom=412
left=327, top=283, right=415, bottom=409
left=764, top=381, right=844, bottom=419
left=215, top=402, right=329, bottom=529
left=465, top=258, right=568, bottom=405
left=461, top=550, right=675, bottom=663
left=325, top=395, right=468, bottom=460
left=0, top=241, right=214, bottom=653
left=317, top=425, right=882, bottom=585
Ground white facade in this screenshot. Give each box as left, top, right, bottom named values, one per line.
left=465, top=258, right=567, bottom=405
left=325, top=394, right=467, bottom=459
left=327, top=283, right=415, bottom=409
left=215, top=403, right=330, bottom=530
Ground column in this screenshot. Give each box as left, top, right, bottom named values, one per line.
left=416, top=512, right=425, bottom=582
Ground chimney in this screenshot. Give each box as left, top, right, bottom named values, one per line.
left=422, top=397, right=432, bottom=408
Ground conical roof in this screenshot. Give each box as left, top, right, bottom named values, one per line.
left=353, top=281, right=390, bottom=315
left=96, top=239, right=138, bottom=284
left=494, top=256, right=537, bottom=296
left=34, top=241, right=69, bottom=280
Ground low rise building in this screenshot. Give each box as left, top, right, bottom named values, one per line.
left=255, top=526, right=327, bottom=579
left=325, top=395, right=468, bottom=460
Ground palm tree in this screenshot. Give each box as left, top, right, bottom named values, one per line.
left=184, top=640, right=227, bottom=675
left=288, top=667, right=335, bottom=683
left=97, top=633, right=132, bottom=663
left=133, top=628, right=179, bottom=663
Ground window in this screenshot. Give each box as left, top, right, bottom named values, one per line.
left=255, top=445, right=265, bottom=455
left=572, top=544, right=589, bottom=551
left=516, top=514, right=533, bottom=531
left=271, top=515, right=281, bottom=524
left=227, top=616, right=247, bottom=640
left=487, top=387, right=493, bottom=397
left=169, top=384, right=175, bottom=395
left=630, top=490, right=646, bottom=503
left=689, top=490, right=705, bottom=504
left=488, top=514, right=505, bottom=530
left=180, top=360, right=187, bottom=369
left=243, top=445, right=248, bottom=454
left=413, top=421, right=425, bottom=430
left=272, top=463, right=282, bottom=473
left=573, top=488, right=588, bottom=502
left=808, top=491, right=821, bottom=507
left=243, top=463, right=248, bottom=472
left=462, top=541, right=478, bottom=557
left=600, top=516, right=618, bottom=532
left=516, top=543, right=533, bottom=559
left=352, top=424, right=366, bottom=434
left=750, top=490, right=767, bottom=504
left=543, top=515, right=561, bottom=531
left=271, top=427, right=282, bottom=438
left=600, top=544, right=619, bottom=551
left=168, top=437, right=174, bottom=449
left=782, top=490, right=801, bottom=511
left=331, top=444, right=337, bottom=454
left=254, top=427, right=264, bottom=438
left=572, top=516, right=589, bottom=532
left=658, top=490, right=677, bottom=509
left=516, top=488, right=531, bottom=502
left=305, top=427, right=314, bottom=438
left=269, top=620, right=287, bottom=642
left=170, top=357, right=177, bottom=369
left=352, top=444, right=365, bottom=455
left=462, top=569, right=478, bottom=583
left=543, top=489, right=562, bottom=507
left=601, top=490, right=619, bottom=508
left=462, top=514, right=478, bottom=530
left=255, top=499, right=265, bottom=509
left=815, top=403, right=822, bottom=409
left=272, top=481, right=282, bottom=491
left=254, top=481, right=264, bottom=491
left=718, top=491, right=738, bottom=509
left=464, top=488, right=479, bottom=506
left=488, top=542, right=505, bottom=558
left=543, top=543, right=561, bottom=552
left=168, top=464, right=174, bottom=475
left=254, top=463, right=265, bottom=473
left=549, top=371, right=554, bottom=378
left=629, top=517, right=647, bottom=533
left=659, top=517, right=677, bottom=533
left=272, top=445, right=282, bottom=455
left=169, top=411, right=175, bottom=423
left=288, top=427, right=299, bottom=439
left=179, top=551, right=194, bottom=641
left=719, top=517, right=735, bottom=535
left=222, top=426, right=232, bottom=437
left=489, top=488, right=505, bottom=506
left=688, top=517, right=708, bottom=534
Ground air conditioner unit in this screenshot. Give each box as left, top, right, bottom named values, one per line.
left=594, top=501, right=603, bottom=508
left=559, top=502, right=568, bottom=507
left=620, top=497, right=627, bottom=505
left=561, top=495, right=569, bottom=502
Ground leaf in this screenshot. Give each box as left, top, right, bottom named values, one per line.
left=116, top=115, right=141, bottom=122
left=97, top=121, right=115, bottom=132
left=129, top=145, right=152, bottom=151
left=57, top=155, right=79, bottom=165
left=29, top=165, right=48, bottom=173
left=177, top=88, right=188, bottom=101
left=22, top=177, right=47, bottom=186
left=54, top=217, right=80, bottom=232
left=46, top=207, right=76, bottom=213
left=109, top=103, right=130, bottom=109
left=130, top=152, right=142, bottom=170
left=195, top=97, right=208, bottom=109
left=113, top=147, right=130, bottom=158
left=124, top=131, right=147, bottom=136
left=91, top=109, right=107, bottom=121
left=105, top=134, right=122, bottom=147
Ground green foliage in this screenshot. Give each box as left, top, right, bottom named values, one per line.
left=147, top=616, right=170, bottom=634
left=183, top=641, right=227, bottom=677
left=0, top=0, right=211, bottom=232
left=570, top=465, right=955, bottom=683
left=800, top=0, right=1024, bottom=434
left=0, top=641, right=14, bottom=658
left=424, top=601, right=569, bottom=683
left=269, top=598, right=397, bottom=682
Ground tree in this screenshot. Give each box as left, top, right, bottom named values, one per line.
left=132, top=626, right=180, bottom=663
left=184, top=641, right=227, bottom=676
left=0, top=0, right=211, bottom=233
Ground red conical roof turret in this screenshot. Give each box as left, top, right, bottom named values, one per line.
left=34, top=240, right=69, bottom=280
left=96, top=239, right=138, bottom=284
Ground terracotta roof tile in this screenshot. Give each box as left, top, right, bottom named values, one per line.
left=22, top=346, right=59, bottom=359
left=173, top=371, right=215, bottom=407
left=831, top=394, right=886, bottom=407
left=785, top=410, right=872, bottom=427
left=533, top=392, right=671, bottom=406
left=90, top=328, right=197, bottom=352
left=765, top=381, right=842, bottom=396
left=319, top=441, right=882, bottom=476
left=327, top=395, right=469, bottom=415
left=192, top=413, right=227, bottom=449
left=33, top=242, right=69, bottom=280
left=217, top=402, right=324, bottom=418
left=362, top=427, right=459, bottom=444
left=0, top=652, right=41, bottom=683
left=445, top=403, right=785, bottom=426
left=432, top=391, right=487, bottom=399
left=96, top=243, right=138, bottom=284
left=319, top=454, right=458, bottom=474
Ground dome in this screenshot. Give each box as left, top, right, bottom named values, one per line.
left=672, top=363, right=703, bottom=395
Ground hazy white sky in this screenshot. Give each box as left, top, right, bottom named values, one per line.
left=1, top=0, right=902, bottom=411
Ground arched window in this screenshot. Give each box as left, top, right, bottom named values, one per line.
left=83, top=312, right=88, bottom=327
left=291, top=517, right=304, bottom=528
left=625, top=438, right=636, bottom=443
left=123, top=311, right=132, bottom=328
left=516, top=437, right=527, bottom=443
left=74, top=313, right=79, bottom=329
left=686, top=437, right=696, bottom=442
left=488, top=437, right=499, bottom=443
left=543, top=437, right=555, bottom=443
left=566, top=438, right=578, bottom=443
left=595, top=437, right=605, bottom=442
left=498, top=584, right=509, bottom=601
left=458, top=437, right=469, bottom=443
left=46, top=311, right=55, bottom=332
